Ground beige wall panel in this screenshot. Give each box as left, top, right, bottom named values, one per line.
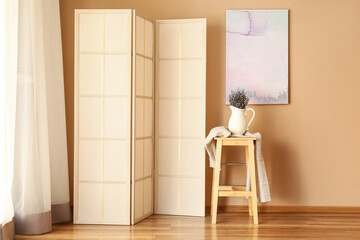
left=78, top=183, right=102, bottom=222
left=158, top=139, right=178, bottom=176
left=144, top=20, right=153, bottom=58
left=180, top=178, right=203, bottom=216
left=181, top=22, right=204, bottom=58
left=104, top=14, right=131, bottom=52
left=181, top=60, right=204, bottom=98
left=135, top=56, right=145, bottom=95
left=158, top=61, right=179, bottom=98
left=135, top=99, right=144, bottom=138
left=158, top=100, right=179, bottom=136
left=158, top=23, right=181, bottom=58
left=180, top=139, right=203, bottom=177
left=134, top=181, right=144, bottom=219
left=103, top=184, right=129, bottom=222
left=135, top=16, right=145, bottom=55
left=104, top=55, right=130, bottom=95
left=144, top=178, right=152, bottom=214
left=144, top=58, right=153, bottom=97
left=104, top=141, right=129, bottom=181
left=180, top=100, right=204, bottom=137
left=79, top=55, right=102, bottom=95
left=157, top=177, right=178, bottom=213
left=79, top=98, right=102, bottom=138
left=79, top=141, right=102, bottom=181
left=135, top=140, right=144, bottom=180
left=79, top=14, right=103, bottom=52
left=143, top=139, right=153, bottom=177
left=144, top=99, right=153, bottom=136
left=104, top=98, right=129, bottom=138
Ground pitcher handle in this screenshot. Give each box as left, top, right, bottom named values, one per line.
left=245, top=108, right=255, bottom=131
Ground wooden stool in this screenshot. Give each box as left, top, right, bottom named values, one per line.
left=211, top=137, right=258, bottom=224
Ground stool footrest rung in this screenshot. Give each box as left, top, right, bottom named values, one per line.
left=221, top=163, right=246, bottom=166
left=218, top=190, right=251, bottom=197
left=219, top=185, right=246, bottom=191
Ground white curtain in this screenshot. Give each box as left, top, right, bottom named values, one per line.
left=0, top=0, right=70, bottom=238
left=0, top=0, right=18, bottom=239
left=42, top=0, right=71, bottom=224
left=12, top=0, right=53, bottom=234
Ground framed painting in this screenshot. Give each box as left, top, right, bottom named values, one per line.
left=226, top=10, right=289, bottom=104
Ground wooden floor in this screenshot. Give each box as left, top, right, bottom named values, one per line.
left=16, top=212, right=360, bottom=240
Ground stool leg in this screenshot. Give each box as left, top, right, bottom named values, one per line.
left=210, top=167, right=216, bottom=216
left=248, top=141, right=258, bottom=224
left=245, top=147, right=253, bottom=216
left=248, top=198, right=253, bottom=216
left=211, top=140, right=222, bottom=224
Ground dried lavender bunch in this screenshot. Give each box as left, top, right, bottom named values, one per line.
left=228, top=89, right=250, bottom=109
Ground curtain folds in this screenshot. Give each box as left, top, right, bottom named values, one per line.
left=1, top=0, right=70, bottom=238
left=13, top=0, right=53, bottom=234
left=42, top=0, right=71, bottom=225
left=0, top=0, right=18, bottom=239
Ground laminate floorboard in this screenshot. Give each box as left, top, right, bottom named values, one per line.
left=15, top=212, right=360, bottom=240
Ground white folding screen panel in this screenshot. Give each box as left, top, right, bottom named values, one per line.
left=155, top=19, right=206, bottom=216
left=75, top=10, right=206, bottom=225
left=74, top=9, right=132, bottom=225
left=131, top=13, right=154, bottom=224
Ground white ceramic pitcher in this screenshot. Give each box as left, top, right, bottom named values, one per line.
left=228, top=106, right=255, bottom=136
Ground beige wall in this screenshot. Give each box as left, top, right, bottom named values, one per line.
left=59, top=0, right=360, bottom=207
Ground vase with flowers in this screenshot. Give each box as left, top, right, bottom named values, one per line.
left=228, top=89, right=255, bottom=136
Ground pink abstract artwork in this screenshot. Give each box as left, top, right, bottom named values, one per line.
left=226, top=10, right=289, bottom=104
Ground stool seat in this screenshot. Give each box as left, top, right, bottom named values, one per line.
left=211, top=137, right=258, bottom=224
left=214, top=136, right=256, bottom=145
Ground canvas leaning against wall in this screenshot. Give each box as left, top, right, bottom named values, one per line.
left=226, top=10, right=289, bottom=104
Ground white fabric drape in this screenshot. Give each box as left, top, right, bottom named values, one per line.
left=12, top=0, right=53, bottom=233
left=42, top=0, right=70, bottom=216
left=0, top=0, right=18, bottom=238
left=1, top=0, right=70, bottom=237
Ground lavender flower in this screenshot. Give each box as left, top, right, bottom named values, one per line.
left=228, top=89, right=250, bottom=109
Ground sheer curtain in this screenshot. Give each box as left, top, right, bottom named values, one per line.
left=42, top=0, right=71, bottom=225
left=0, top=0, right=18, bottom=239
left=0, top=0, right=70, bottom=238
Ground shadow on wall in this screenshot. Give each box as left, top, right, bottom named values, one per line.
left=257, top=107, right=303, bottom=205
left=269, top=140, right=303, bottom=205
left=206, top=23, right=225, bottom=129
left=205, top=22, right=226, bottom=207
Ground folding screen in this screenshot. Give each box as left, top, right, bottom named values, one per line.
left=74, top=10, right=206, bottom=225
left=74, top=9, right=132, bottom=224
left=131, top=15, right=154, bottom=224
left=155, top=19, right=207, bottom=216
